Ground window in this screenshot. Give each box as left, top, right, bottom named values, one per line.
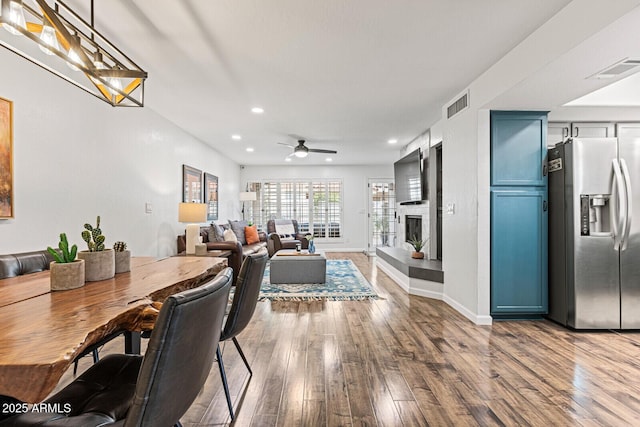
left=247, top=180, right=342, bottom=240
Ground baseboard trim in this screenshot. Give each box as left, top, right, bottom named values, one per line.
left=443, top=294, right=493, bottom=325
left=376, top=258, right=409, bottom=292
left=409, top=287, right=443, bottom=300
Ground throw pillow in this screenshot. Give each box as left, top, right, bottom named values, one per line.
left=245, top=225, right=260, bottom=245
left=209, top=223, right=225, bottom=242
left=223, top=229, right=237, bottom=243
left=228, top=219, right=248, bottom=245
left=274, top=220, right=296, bottom=239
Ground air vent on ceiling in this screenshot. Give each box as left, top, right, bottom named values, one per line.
left=591, top=58, right=640, bottom=79
left=447, top=91, right=469, bottom=119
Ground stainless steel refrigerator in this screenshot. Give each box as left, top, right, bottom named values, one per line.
left=548, top=137, right=639, bottom=329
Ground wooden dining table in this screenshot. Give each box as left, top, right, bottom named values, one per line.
left=0, top=255, right=227, bottom=403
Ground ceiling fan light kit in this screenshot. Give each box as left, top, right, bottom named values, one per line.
left=279, top=139, right=337, bottom=160
left=0, top=0, right=147, bottom=107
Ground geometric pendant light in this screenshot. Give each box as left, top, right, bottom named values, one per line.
left=0, top=0, right=147, bottom=107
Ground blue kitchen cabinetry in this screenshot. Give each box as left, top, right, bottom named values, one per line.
left=490, top=111, right=548, bottom=317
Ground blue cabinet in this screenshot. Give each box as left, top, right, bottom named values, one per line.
left=490, top=111, right=548, bottom=317
left=491, top=112, right=547, bottom=186
left=491, top=190, right=548, bottom=315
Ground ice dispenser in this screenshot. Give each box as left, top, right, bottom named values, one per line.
left=580, top=194, right=611, bottom=236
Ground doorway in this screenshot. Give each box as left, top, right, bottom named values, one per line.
left=367, top=179, right=396, bottom=255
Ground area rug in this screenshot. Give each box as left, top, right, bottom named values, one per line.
left=259, top=259, right=380, bottom=301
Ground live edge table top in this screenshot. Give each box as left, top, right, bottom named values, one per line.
left=0, top=256, right=226, bottom=403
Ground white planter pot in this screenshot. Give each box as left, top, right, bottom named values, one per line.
left=78, top=249, right=115, bottom=281
left=50, top=259, right=85, bottom=291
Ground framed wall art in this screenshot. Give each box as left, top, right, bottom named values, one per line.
left=204, top=172, right=218, bottom=221
left=0, top=97, right=13, bottom=219
left=182, top=164, right=202, bottom=203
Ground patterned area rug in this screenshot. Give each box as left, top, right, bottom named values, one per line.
left=259, top=259, right=380, bottom=301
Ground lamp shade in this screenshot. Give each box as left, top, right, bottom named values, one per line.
left=178, top=203, right=207, bottom=223
left=239, top=191, right=257, bottom=201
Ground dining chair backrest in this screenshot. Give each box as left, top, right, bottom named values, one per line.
left=124, top=267, right=233, bottom=427
left=221, top=250, right=268, bottom=342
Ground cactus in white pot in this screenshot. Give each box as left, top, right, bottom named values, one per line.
left=113, top=241, right=131, bottom=274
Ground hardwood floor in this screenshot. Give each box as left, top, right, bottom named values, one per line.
left=67, top=252, right=640, bottom=426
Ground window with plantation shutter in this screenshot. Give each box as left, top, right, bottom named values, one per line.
left=246, top=180, right=342, bottom=240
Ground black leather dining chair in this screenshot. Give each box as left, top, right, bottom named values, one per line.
left=217, top=249, right=268, bottom=421
left=0, top=267, right=234, bottom=427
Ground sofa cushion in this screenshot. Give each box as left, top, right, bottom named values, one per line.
left=274, top=220, right=295, bottom=239
left=245, top=225, right=260, bottom=245
left=229, top=219, right=249, bottom=245
left=223, top=229, right=238, bottom=243
left=209, top=223, right=225, bottom=242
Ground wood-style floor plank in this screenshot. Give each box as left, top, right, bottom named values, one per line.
left=55, top=252, right=640, bottom=426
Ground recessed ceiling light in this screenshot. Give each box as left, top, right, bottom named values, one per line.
left=325, top=157, right=333, bottom=162
left=251, top=107, right=264, bottom=114
left=231, top=134, right=242, bottom=140
left=388, top=138, right=398, bottom=144
left=285, top=157, right=292, bottom=162
left=246, top=147, right=254, bottom=152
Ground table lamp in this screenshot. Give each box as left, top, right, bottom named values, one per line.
left=179, top=203, right=207, bottom=254
left=239, top=191, right=257, bottom=221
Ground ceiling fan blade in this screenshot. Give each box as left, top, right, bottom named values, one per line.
left=308, top=149, right=337, bottom=154
left=277, top=142, right=295, bottom=148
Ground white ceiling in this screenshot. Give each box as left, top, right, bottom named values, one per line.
left=64, top=0, right=573, bottom=165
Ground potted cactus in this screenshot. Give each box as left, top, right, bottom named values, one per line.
left=113, top=241, right=131, bottom=273
left=77, top=215, right=115, bottom=281
left=47, top=233, right=85, bottom=291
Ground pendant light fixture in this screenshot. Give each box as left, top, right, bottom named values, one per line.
left=2, top=0, right=26, bottom=36
left=0, top=0, right=147, bottom=107
left=38, top=17, right=59, bottom=55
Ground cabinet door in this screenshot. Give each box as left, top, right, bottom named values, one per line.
left=616, top=122, right=640, bottom=138
left=571, top=122, right=615, bottom=138
left=491, top=190, right=548, bottom=315
left=547, top=122, right=570, bottom=148
left=491, top=111, right=547, bottom=186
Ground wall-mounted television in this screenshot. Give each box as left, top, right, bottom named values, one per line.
left=394, top=148, right=428, bottom=205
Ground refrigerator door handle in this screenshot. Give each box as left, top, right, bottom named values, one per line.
left=620, top=158, right=633, bottom=251
left=612, top=159, right=627, bottom=251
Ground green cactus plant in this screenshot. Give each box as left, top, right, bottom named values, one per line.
left=47, top=233, right=78, bottom=263
left=81, top=215, right=106, bottom=252
left=113, top=241, right=127, bottom=252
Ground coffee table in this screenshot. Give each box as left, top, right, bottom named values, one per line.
left=270, top=250, right=326, bottom=284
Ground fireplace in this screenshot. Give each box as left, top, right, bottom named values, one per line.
left=405, top=215, right=422, bottom=242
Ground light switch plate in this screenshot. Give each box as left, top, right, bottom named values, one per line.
left=145, top=203, right=153, bottom=214
left=446, top=203, right=455, bottom=215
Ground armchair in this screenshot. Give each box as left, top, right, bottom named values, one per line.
left=266, top=219, right=309, bottom=256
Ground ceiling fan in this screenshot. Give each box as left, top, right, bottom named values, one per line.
left=278, top=140, right=337, bottom=158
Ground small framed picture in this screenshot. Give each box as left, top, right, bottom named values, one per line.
left=182, top=165, right=202, bottom=203
left=204, top=172, right=218, bottom=220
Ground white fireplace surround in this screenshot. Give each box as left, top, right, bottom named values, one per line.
left=396, top=203, right=430, bottom=258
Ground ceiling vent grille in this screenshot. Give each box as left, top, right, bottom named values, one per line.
left=447, top=91, right=469, bottom=119
left=591, top=58, right=640, bottom=79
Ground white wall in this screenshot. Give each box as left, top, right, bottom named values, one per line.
left=240, top=164, right=393, bottom=251
left=0, top=49, right=240, bottom=257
